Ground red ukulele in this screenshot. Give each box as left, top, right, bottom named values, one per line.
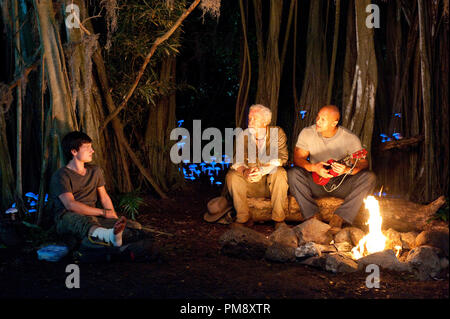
left=312, top=149, right=368, bottom=186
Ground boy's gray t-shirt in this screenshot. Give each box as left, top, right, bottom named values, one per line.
left=295, top=125, right=363, bottom=164
left=49, top=164, right=106, bottom=217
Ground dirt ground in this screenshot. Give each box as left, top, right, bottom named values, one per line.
left=0, top=182, right=448, bottom=307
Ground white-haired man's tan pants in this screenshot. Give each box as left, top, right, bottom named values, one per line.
left=226, top=167, right=289, bottom=223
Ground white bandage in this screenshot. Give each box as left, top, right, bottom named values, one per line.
left=91, top=227, right=122, bottom=247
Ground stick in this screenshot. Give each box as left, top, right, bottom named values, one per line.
left=8, top=63, right=38, bottom=90
left=142, top=226, right=174, bottom=237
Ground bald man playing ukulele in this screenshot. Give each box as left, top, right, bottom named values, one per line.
left=287, top=105, right=376, bottom=229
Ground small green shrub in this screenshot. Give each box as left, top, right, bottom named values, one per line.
left=119, top=191, right=144, bottom=221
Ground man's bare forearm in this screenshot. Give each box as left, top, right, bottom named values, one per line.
left=348, top=160, right=368, bottom=175
left=294, top=157, right=314, bottom=172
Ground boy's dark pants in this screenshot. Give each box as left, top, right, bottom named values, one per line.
left=287, top=167, right=376, bottom=224
left=55, top=211, right=142, bottom=241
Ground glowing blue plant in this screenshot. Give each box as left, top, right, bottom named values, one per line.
left=299, top=110, right=307, bottom=119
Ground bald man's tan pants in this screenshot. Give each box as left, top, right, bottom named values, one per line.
left=226, top=167, right=289, bottom=223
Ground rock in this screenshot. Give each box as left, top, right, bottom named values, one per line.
left=219, top=226, right=272, bottom=259
left=265, top=243, right=296, bottom=263
left=325, top=253, right=359, bottom=273
left=397, top=251, right=409, bottom=263
left=315, top=244, right=337, bottom=254
left=400, top=231, right=418, bottom=250
left=334, top=242, right=353, bottom=252
left=348, top=227, right=365, bottom=246
left=406, top=245, right=442, bottom=281
left=357, top=250, right=411, bottom=272
left=339, top=251, right=357, bottom=259
left=294, top=242, right=322, bottom=259
left=269, top=224, right=298, bottom=248
left=384, top=228, right=403, bottom=252
left=327, top=227, right=342, bottom=237
left=298, top=256, right=326, bottom=268
left=293, top=219, right=332, bottom=245
left=334, top=228, right=352, bottom=244
left=415, top=230, right=449, bottom=257
left=334, top=227, right=365, bottom=247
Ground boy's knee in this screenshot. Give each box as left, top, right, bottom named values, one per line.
left=56, top=211, right=98, bottom=240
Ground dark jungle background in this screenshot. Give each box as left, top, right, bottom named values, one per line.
left=0, top=0, right=448, bottom=224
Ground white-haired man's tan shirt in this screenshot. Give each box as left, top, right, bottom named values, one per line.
left=226, top=126, right=289, bottom=223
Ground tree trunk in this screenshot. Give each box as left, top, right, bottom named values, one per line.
left=292, top=0, right=328, bottom=150
left=417, top=0, right=434, bottom=201
left=342, top=0, right=378, bottom=158
left=342, top=0, right=356, bottom=114
left=12, top=0, right=23, bottom=201
left=253, top=0, right=283, bottom=125
left=33, top=0, right=77, bottom=138
left=280, top=0, right=296, bottom=75
left=235, top=0, right=251, bottom=128
left=145, top=55, right=182, bottom=192
left=0, top=112, right=14, bottom=211
left=73, top=0, right=135, bottom=194
left=326, top=0, right=340, bottom=104
left=91, top=50, right=133, bottom=193
left=63, top=0, right=108, bottom=176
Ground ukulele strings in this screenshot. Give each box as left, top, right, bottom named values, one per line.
left=322, top=158, right=360, bottom=193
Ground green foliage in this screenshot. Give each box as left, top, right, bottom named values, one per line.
left=431, top=197, right=449, bottom=222
left=106, top=0, right=187, bottom=120
left=119, top=191, right=144, bottom=221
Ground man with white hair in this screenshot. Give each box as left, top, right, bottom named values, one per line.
left=226, top=104, right=289, bottom=229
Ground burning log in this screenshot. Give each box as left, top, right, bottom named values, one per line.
left=248, top=195, right=446, bottom=233
left=353, top=195, right=446, bottom=233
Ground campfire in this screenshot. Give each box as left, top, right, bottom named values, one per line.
left=351, top=196, right=386, bottom=259
left=220, top=194, right=447, bottom=280
left=351, top=196, right=402, bottom=260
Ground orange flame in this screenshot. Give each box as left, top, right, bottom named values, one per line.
left=351, top=196, right=387, bottom=259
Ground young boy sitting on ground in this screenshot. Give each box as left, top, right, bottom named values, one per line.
left=49, top=131, right=131, bottom=247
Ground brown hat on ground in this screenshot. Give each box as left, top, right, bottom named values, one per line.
left=203, top=196, right=233, bottom=222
